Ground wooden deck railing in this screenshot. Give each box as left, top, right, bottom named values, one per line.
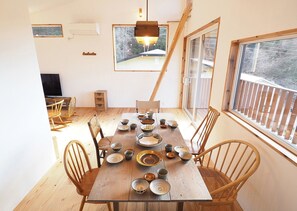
left=234, top=79, right=297, bottom=146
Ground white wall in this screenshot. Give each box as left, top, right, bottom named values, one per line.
left=29, top=0, right=184, bottom=108
left=0, top=0, right=56, bottom=210
left=185, top=0, right=297, bottom=210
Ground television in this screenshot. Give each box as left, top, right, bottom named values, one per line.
left=40, top=73, right=62, bottom=97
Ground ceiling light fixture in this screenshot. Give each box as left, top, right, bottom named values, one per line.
left=134, top=0, right=159, bottom=46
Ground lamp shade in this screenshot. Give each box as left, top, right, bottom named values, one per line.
left=134, top=21, right=159, bottom=45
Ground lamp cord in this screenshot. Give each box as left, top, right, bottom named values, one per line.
left=146, top=0, right=148, bottom=21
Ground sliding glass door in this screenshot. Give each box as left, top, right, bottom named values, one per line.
left=183, top=25, right=218, bottom=125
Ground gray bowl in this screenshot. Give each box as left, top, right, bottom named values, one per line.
left=121, top=119, right=129, bottom=125
left=131, top=178, right=149, bottom=194
left=179, top=151, right=192, bottom=162
left=111, top=142, right=122, bottom=152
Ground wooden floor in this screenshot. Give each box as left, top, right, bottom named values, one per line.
left=15, top=108, right=242, bottom=211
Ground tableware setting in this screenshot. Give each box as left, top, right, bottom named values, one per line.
left=150, top=179, right=171, bottom=195
left=178, top=151, right=192, bottom=162
left=131, top=178, right=149, bottom=194
left=124, top=149, right=134, bottom=160
left=121, top=119, right=129, bottom=125
left=166, top=152, right=176, bottom=159
left=106, top=153, right=124, bottom=164
left=140, top=124, right=155, bottom=133
left=136, top=133, right=163, bottom=147
left=111, top=142, right=122, bottom=152
left=117, top=124, right=129, bottom=131
left=143, top=172, right=156, bottom=182
left=136, top=150, right=163, bottom=167
left=174, top=145, right=188, bottom=154
left=157, top=168, right=168, bottom=179
left=167, top=120, right=178, bottom=129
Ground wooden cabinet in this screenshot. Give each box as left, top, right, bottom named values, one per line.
left=94, top=90, right=107, bottom=111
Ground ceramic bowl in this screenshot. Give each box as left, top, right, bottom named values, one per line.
left=131, top=178, right=149, bottom=194
left=179, top=151, right=192, bottom=162
left=111, top=142, right=122, bottom=152
left=130, top=123, right=137, bottom=130
left=143, top=172, right=156, bottom=182
left=121, top=119, right=129, bottom=125
left=141, top=124, right=155, bottom=133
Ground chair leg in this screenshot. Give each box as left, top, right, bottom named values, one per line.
left=79, top=196, right=86, bottom=211
left=107, top=202, right=112, bottom=211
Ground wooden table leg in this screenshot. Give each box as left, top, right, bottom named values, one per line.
left=113, top=202, right=119, bottom=211
left=177, top=202, right=184, bottom=211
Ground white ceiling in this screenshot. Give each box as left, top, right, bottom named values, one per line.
left=27, top=0, right=77, bottom=13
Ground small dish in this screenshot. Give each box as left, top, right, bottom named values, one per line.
left=136, top=133, right=163, bottom=147
left=166, top=152, right=176, bottom=159
left=141, top=119, right=155, bottom=125
left=138, top=113, right=145, bottom=120
left=118, top=125, right=129, bottom=131
left=131, top=178, right=149, bottom=194
left=141, top=124, right=155, bottom=133
left=167, top=120, right=178, bottom=129
left=174, top=146, right=188, bottom=154
left=136, top=150, right=163, bottom=167
left=179, top=151, right=192, bottom=162
left=150, top=179, right=171, bottom=195
left=106, top=153, right=124, bottom=164
left=143, top=172, right=156, bottom=182
left=111, top=142, right=122, bottom=152
left=160, top=124, right=167, bottom=129
left=121, top=119, right=129, bottom=125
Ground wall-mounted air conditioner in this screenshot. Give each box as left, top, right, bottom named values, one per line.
left=68, top=23, right=100, bottom=36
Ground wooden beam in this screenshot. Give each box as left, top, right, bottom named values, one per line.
left=149, top=2, right=192, bottom=101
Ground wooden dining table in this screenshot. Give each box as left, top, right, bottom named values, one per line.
left=88, top=113, right=211, bottom=211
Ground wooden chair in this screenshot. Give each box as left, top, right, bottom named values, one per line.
left=63, top=140, right=112, bottom=211
left=61, top=97, right=76, bottom=122
left=87, top=115, right=112, bottom=167
left=136, top=100, right=160, bottom=113
left=194, top=140, right=260, bottom=210
left=186, top=106, right=220, bottom=156
left=47, top=99, right=65, bottom=130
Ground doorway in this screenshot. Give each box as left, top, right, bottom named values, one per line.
left=183, top=24, right=219, bottom=125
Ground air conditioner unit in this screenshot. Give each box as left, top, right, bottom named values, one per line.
left=68, top=23, right=100, bottom=35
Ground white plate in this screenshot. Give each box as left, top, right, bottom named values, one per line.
left=174, top=146, right=188, bottom=154
left=136, top=133, right=163, bottom=147
left=118, top=125, right=129, bottom=131
left=106, top=153, right=124, bottom=164
left=150, top=179, right=171, bottom=195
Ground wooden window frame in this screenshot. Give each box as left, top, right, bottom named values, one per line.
left=222, top=28, right=297, bottom=165
left=112, top=24, right=169, bottom=72
left=32, top=24, right=63, bottom=38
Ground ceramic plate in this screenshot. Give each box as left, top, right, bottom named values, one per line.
left=106, top=153, right=124, bottom=164
left=166, top=152, right=176, bottom=159
left=174, top=146, right=188, bottom=154
left=150, top=179, right=171, bottom=195
left=136, top=133, right=163, bottom=147
left=118, top=125, right=129, bottom=131
left=136, top=150, right=163, bottom=167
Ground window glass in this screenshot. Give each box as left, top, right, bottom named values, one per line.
left=232, top=36, right=297, bottom=151
left=32, top=24, right=63, bottom=37
left=113, top=25, right=168, bottom=71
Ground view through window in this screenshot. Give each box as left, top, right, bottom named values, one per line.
left=113, top=25, right=167, bottom=71
left=231, top=35, right=297, bottom=152
left=32, top=24, right=63, bottom=37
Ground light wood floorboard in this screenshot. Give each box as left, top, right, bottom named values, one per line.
left=15, top=108, right=242, bottom=211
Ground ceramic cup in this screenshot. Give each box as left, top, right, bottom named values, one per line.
left=146, top=111, right=154, bottom=119
left=124, top=149, right=134, bottom=160
left=130, top=123, right=137, bottom=130
left=165, top=144, right=172, bottom=152
left=160, top=119, right=166, bottom=125
left=157, top=168, right=168, bottom=179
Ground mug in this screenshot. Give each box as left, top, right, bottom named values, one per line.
left=146, top=111, right=154, bottom=119
left=157, top=168, right=168, bottom=179
left=160, top=119, right=166, bottom=125
left=165, top=144, right=172, bottom=152
left=124, top=149, right=134, bottom=160
left=130, top=123, right=137, bottom=130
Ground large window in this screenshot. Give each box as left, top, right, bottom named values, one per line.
left=112, top=24, right=168, bottom=72
left=224, top=29, right=297, bottom=160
